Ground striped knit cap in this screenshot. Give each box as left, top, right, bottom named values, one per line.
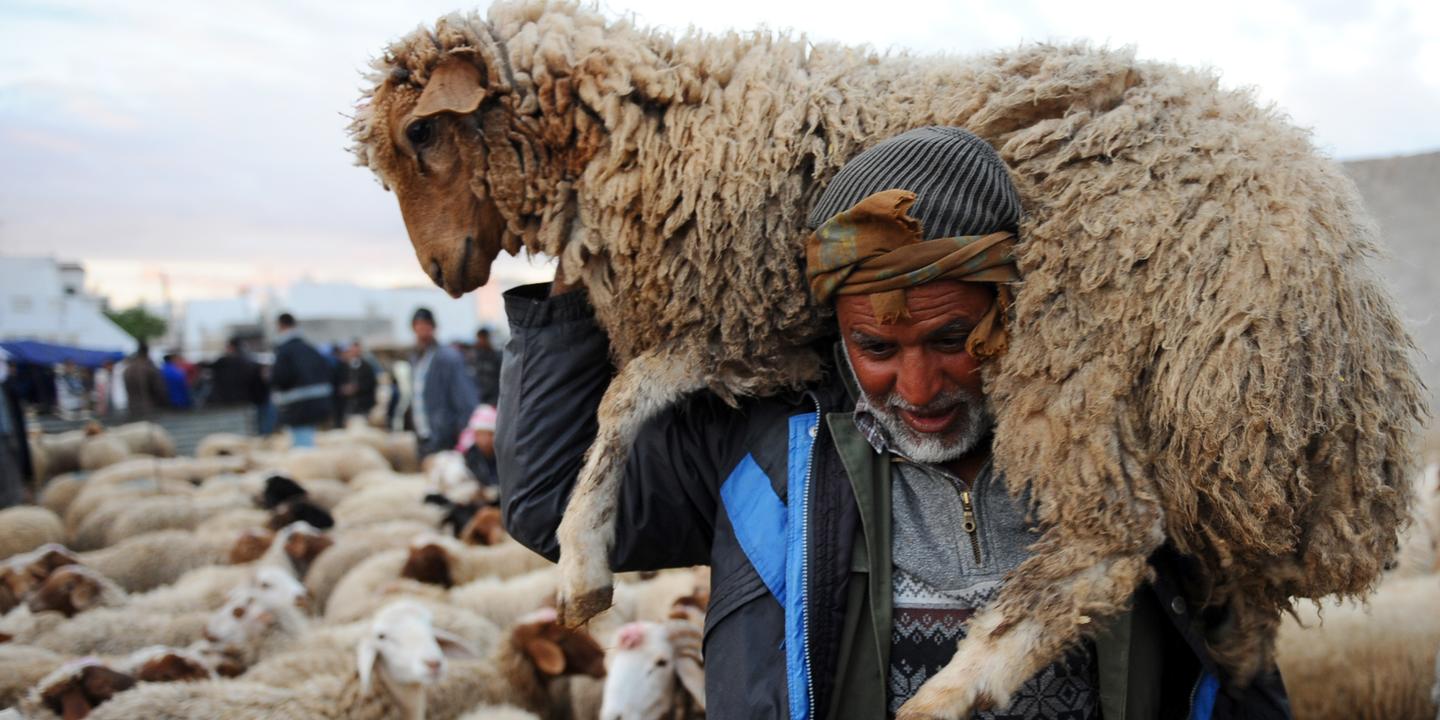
left=807, top=126, right=1021, bottom=236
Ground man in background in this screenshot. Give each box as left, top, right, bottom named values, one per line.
left=210, top=337, right=269, bottom=426
left=270, top=313, right=331, bottom=447
left=0, top=360, right=32, bottom=507
left=122, top=341, right=167, bottom=419
left=470, top=327, right=502, bottom=406
left=409, top=307, right=479, bottom=457
left=332, top=339, right=378, bottom=427
left=161, top=353, right=193, bottom=409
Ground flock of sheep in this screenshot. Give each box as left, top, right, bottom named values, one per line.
left=0, top=421, right=707, bottom=720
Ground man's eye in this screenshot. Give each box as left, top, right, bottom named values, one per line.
left=858, top=342, right=895, bottom=357
left=932, top=337, right=969, bottom=352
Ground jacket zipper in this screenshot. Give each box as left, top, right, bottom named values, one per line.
left=800, top=396, right=821, bottom=720
left=1187, top=673, right=1201, bottom=720
left=959, top=488, right=982, bottom=564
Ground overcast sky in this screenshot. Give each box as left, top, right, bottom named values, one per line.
left=1, top=0, right=1437, bottom=311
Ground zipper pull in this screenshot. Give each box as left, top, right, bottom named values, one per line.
left=960, top=490, right=981, bottom=563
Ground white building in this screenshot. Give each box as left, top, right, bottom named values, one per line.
left=175, top=280, right=493, bottom=358
left=0, top=257, right=134, bottom=352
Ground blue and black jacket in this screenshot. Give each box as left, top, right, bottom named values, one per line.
left=496, top=283, right=1291, bottom=720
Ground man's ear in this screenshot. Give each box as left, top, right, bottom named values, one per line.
left=524, top=637, right=566, bottom=676
left=413, top=55, right=487, bottom=119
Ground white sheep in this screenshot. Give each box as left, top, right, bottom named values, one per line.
left=254, top=444, right=391, bottom=483
left=36, top=473, right=84, bottom=519
left=85, top=600, right=477, bottom=720
left=1393, top=463, right=1440, bottom=578
left=239, top=602, right=500, bottom=690
left=398, top=535, right=551, bottom=589
left=13, top=658, right=138, bottom=720
left=420, top=607, right=606, bottom=720
left=1276, top=574, right=1440, bottom=719
left=304, top=521, right=437, bottom=610
left=0, top=506, right=64, bottom=561
left=77, top=528, right=237, bottom=593
left=600, top=620, right=705, bottom=720
left=331, top=484, right=444, bottom=530
left=77, top=434, right=131, bottom=471
left=455, top=705, right=539, bottom=720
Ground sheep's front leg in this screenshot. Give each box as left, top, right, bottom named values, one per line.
left=897, top=520, right=1163, bottom=719
left=555, top=344, right=707, bottom=626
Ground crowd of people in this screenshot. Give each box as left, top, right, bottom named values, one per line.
left=0, top=307, right=505, bottom=492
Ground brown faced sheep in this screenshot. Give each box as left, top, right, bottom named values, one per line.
left=351, top=4, right=1427, bottom=716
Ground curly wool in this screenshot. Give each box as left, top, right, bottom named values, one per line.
left=351, top=0, right=1426, bottom=699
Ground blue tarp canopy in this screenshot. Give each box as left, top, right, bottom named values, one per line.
left=0, top=340, right=126, bottom=369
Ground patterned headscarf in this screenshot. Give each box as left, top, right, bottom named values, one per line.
left=806, top=189, right=1020, bottom=360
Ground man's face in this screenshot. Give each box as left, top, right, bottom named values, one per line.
left=836, top=280, right=994, bottom=463
left=412, top=319, right=436, bottom=346
left=475, top=333, right=491, bottom=351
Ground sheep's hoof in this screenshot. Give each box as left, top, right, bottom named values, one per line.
left=557, top=584, right=613, bottom=628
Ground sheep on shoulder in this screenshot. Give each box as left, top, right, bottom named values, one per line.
left=85, top=599, right=477, bottom=720
left=352, top=3, right=1425, bottom=716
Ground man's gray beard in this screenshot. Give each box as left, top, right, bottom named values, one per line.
left=843, top=344, right=993, bottom=464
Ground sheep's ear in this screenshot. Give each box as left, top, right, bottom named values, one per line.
left=356, top=638, right=379, bottom=694
left=669, top=623, right=705, bottom=710
left=413, top=55, right=487, bottom=119
left=676, top=652, right=706, bottom=710
left=434, top=628, right=478, bottom=659
left=524, top=637, right=566, bottom=676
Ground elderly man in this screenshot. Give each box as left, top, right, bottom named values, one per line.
left=498, top=128, right=1290, bottom=720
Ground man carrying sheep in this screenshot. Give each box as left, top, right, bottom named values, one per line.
left=498, top=128, right=1292, bottom=720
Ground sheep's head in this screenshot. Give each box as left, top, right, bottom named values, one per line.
left=357, top=600, right=476, bottom=702
left=278, top=521, right=334, bottom=576
left=228, top=528, right=276, bottom=565
left=2, top=543, right=80, bottom=599
left=460, top=505, right=507, bottom=546
left=259, top=473, right=307, bottom=510
left=249, top=566, right=310, bottom=614
left=352, top=12, right=605, bottom=298
left=401, top=541, right=454, bottom=588
left=126, top=648, right=214, bottom=683
left=511, top=607, right=607, bottom=680
left=268, top=499, right=335, bottom=533
left=600, top=620, right=705, bottom=720
left=28, top=566, right=117, bottom=618
left=37, top=661, right=136, bottom=720
left=0, top=582, right=15, bottom=615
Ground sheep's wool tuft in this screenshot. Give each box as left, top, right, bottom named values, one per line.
left=351, top=0, right=1428, bottom=702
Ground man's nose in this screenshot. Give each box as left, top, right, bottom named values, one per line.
left=894, top=352, right=944, bottom=408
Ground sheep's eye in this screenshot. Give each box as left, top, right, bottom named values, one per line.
left=405, top=119, right=433, bottom=147
left=260, top=582, right=271, bottom=590
left=376, top=632, right=387, bottom=641
left=654, top=659, right=669, bottom=668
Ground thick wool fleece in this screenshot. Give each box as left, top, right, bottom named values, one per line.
left=351, top=2, right=1427, bottom=710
